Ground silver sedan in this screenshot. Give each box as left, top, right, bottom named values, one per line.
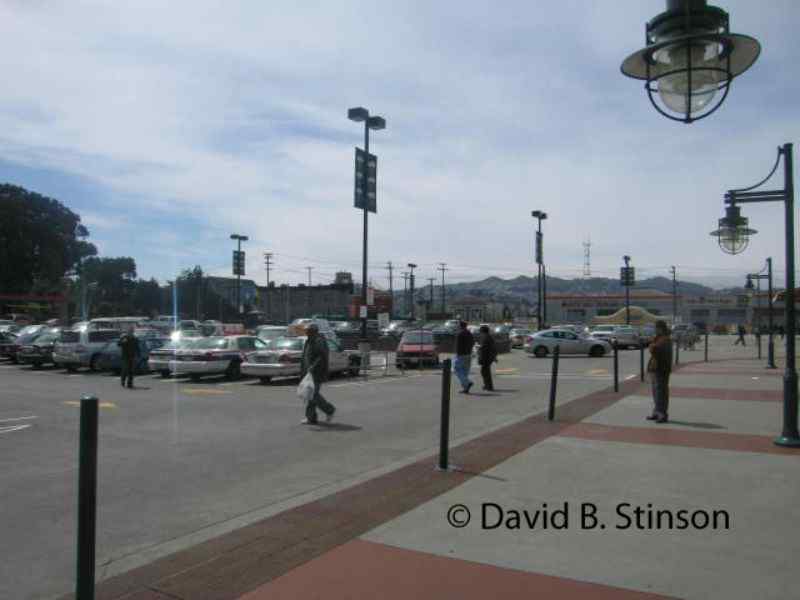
left=524, top=329, right=612, bottom=358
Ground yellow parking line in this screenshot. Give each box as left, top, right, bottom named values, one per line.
left=587, top=368, right=608, bottom=375
left=495, top=368, right=518, bottom=374
left=180, top=388, right=231, bottom=396
left=63, top=401, right=117, bottom=409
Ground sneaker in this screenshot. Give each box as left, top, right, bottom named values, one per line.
left=646, top=414, right=657, bottom=421
left=325, top=408, right=336, bottom=423
left=300, top=418, right=318, bottom=425
left=465, top=382, right=473, bottom=394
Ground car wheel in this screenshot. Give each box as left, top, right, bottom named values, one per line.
left=349, top=367, right=359, bottom=377
left=111, top=368, right=121, bottom=376
left=259, top=376, right=272, bottom=385
left=32, top=362, right=42, bottom=369
left=226, top=360, right=241, bottom=381
left=160, top=370, right=170, bottom=378
left=89, top=354, right=100, bottom=372
left=533, top=346, right=548, bottom=358
left=589, top=345, right=606, bottom=357
left=66, top=365, right=77, bottom=373
left=190, top=374, right=201, bottom=382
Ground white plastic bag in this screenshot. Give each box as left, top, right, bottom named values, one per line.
left=297, top=372, right=315, bottom=405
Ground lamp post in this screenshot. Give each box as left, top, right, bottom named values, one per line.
left=670, top=265, right=678, bottom=323
left=348, top=106, right=386, bottom=348
left=622, top=255, right=633, bottom=324
left=531, top=211, right=547, bottom=330
left=230, top=234, right=248, bottom=318
left=407, top=263, right=417, bottom=320
left=710, top=143, right=797, bottom=447
left=620, top=0, right=761, bottom=124
left=746, top=258, right=776, bottom=369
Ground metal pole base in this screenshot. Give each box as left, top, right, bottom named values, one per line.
left=773, top=435, right=800, bottom=448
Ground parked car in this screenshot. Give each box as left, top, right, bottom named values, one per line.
left=525, top=329, right=612, bottom=358
left=255, top=325, right=288, bottom=343
left=147, top=338, right=198, bottom=377
left=0, top=319, right=19, bottom=333
left=241, top=336, right=360, bottom=384
left=380, top=320, right=416, bottom=338
left=0, top=331, right=18, bottom=359
left=53, top=328, right=122, bottom=371
left=509, top=328, right=533, bottom=348
left=17, top=329, right=63, bottom=368
left=395, top=330, right=440, bottom=368
left=170, top=335, right=267, bottom=381
left=639, top=324, right=656, bottom=346
left=4, top=325, right=48, bottom=363
left=672, top=324, right=699, bottom=349
left=96, top=336, right=168, bottom=375
left=589, top=325, right=641, bottom=349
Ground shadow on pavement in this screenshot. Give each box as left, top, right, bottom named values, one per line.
left=308, top=422, right=363, bottom=432
left=666, top=420, right=727, bottom=430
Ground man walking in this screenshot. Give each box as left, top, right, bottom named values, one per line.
left=454, top=321, right=475, bottom=394
left=300, top=324, right=335, bottom=425
left=118, top=327, right=140, bottom=389
left=477, top=325, right=498, bottom=391
left=734, top=323, right=747, bottom=346
left=646, top=320, right=672, bottom=423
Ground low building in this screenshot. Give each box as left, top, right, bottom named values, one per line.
left=258, top=281, right=355, bottom=323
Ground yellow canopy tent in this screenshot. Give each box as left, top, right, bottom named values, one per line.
left=591, top=306, right=668, bottom=327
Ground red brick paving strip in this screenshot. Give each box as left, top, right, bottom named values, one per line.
left=677, top=368, right=782, bottom=377
left=238, top=539, right=680, bottom=600
left=57, top=380, right=644, bottom=600
left=669, top=387, right=782, bottom=402
left=559, top=423, right=800, bottom=456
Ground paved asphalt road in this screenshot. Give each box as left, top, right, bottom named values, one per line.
left=1, top=346, right=660, bottom=599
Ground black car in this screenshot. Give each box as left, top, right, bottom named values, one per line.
left=4, top=325, right=48, bottom=364
left=17, top=329, right=62, bottom=368
left=0, top=331, right=18, bottom=359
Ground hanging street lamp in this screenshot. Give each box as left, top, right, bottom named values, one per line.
left=709, top=204, right=757, bottom=255
left=620, top=0, right=760, bottom=124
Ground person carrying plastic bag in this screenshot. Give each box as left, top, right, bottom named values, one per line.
left=298, top=324, right=336, bottom=425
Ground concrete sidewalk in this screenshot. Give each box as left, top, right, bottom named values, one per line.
left=63, top=346, right=800, bottom=600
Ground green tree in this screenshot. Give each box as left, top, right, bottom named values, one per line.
left=0, top=184, right=97, bottom=292
left=132, top=278, right=163, bottom=317
left=83, top=257, right=137, bottom=315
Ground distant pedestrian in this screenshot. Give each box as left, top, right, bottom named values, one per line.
left=734, top=324, right=747, bottom=346
left=477, top=325, right=498, bottom=391
left=300, top=324, right=335, bottom=425
left=118, top=327, right=140, bottom=389
left=454, top=321, right=475, bottom=393
left=646, top=320, right=672, bottom=424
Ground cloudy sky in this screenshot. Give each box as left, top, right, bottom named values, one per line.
left=1, top=0, right=798, bottom=290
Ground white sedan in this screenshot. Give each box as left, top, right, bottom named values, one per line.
left=241, top=336, right=360, bottom=384
left=170, top=335, right=267, bottom=381
left=524, top=329, right=612, bottom=358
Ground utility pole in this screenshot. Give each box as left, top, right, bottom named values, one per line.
left=230, top=234, right=249, bottom=319
left=438, top=262, right=448, bottom=315
left=408, top=263, right=417, bottom=320
left=428, top=277, right=435, bottom=309
left=402, top=272, right=409, bottom=318
left=264, top=252, right=273, bottom=322
left=670, top=265, right=678, bottom=323
left=622, top=255, right=632, bottom=325
left=386, top=261, right=394, bottom=318
left=306, top=267, right=313, bottom=314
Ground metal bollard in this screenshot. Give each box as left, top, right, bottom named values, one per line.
left=704, top=333, right=709, bottom=362
left=613, top=343, right=619, bottom=392
left=438, top=358, right=452, bottom=471
left=548, top=346, right=560, bottom=421
left=76, top=395, right=99, bottom=600
left=639, top=344, right=645, bottom=382
left=674, top=339, right=680, bottom=366
left=767, top=335, right=776, bottom=369
left=757, top=334, right=762, bottom=360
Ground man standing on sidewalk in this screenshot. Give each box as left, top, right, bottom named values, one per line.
left=646, top=320, right=672, bottom=423
left=454, top=321, right=475, bottom=394
left=477, top=325, right=497, bottom=391
left=734, top=323, right=747, bottom=346
left=300, top=324, right=335, bottom=425
left=118, top=327, right=140, bottom=389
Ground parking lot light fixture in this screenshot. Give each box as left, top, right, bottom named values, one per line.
left=230, top=234, right=249, bottom=319
left=709, top=204, right=756, bottom=255
left=620, top=0, right=761, bottom=124
left=531, top=211, right=548, bottom=330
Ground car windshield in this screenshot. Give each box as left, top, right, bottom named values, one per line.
left=273, top=338, right=305, bottom=351
left=17, top=325, right=42, bottom=337
left=191, top=337, right=229, bottom=350
left=32, top=332, right=59, bottom=344
left=401, top=332, right=434, bottom=344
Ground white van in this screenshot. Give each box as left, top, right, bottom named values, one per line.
left=53, top=329, right=121, bottom=371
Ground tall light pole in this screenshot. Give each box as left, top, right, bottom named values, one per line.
left=407, top=263, right=417, bottom=320
left=263, top=252, right=273, bottom=322
left=438, top=263, right=448, bottom=315
left=531, top=211, right=547, bottom=330
left=670, top=265, right=678, bottom=323
left=230, top=234, right=248, bottom=318
left=622, top=255, right=633, bottom=325
left=711, top=143, right=797, bottom=448
left=348, top=106, right=386, bottom=350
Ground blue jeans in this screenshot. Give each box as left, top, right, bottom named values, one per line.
left=453, top=355, right=473, bottom=390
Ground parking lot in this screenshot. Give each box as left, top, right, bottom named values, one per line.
left=2, top=346, right=667, bottom=599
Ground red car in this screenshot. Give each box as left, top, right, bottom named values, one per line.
left=395, top=330, right=439, bottom=368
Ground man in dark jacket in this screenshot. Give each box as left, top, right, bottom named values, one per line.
left=118, top=328, right=140, bottom=389
left=646, top=320, right=672, bottom=423
left=454, top=321, right=475, bottom=393
left=734, top=323, right=747, bottom=346
left=300, top=324, right=335, bottom=424
left=477, top=325, right=498, bottom=391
